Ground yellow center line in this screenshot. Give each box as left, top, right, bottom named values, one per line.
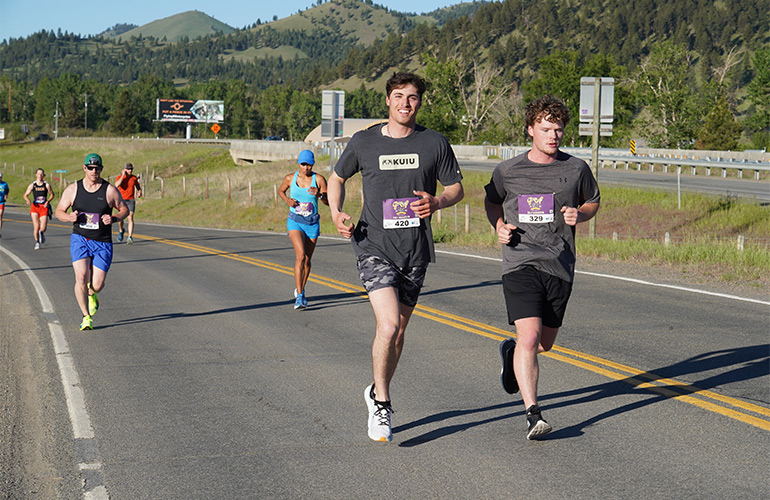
left=125, top=234, right=770, bottom=431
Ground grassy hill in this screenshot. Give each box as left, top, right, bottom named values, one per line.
left=255, top=0, right=435, bottom=46
left=112, top=10, right=235, bottom=42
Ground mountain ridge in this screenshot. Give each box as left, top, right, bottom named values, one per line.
left=110, top=10, right=235, bottom=42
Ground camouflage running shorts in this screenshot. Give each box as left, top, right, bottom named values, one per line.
left=356, top=254, right=427, bottom=307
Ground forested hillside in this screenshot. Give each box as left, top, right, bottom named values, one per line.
left=0, top=0, right=768, bottom=150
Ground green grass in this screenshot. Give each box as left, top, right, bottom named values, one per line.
left=2, top=138, right=768, bottom=289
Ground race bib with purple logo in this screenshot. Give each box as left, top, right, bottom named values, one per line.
left=383, top=197, right=420, bottom=229
left=35, top=195, right=46, bottom=204
left=79, top=212, right=100, bottom=230
left=295, top=202, right=313, bottom=217
left=518, top=194, right=555, bottom=223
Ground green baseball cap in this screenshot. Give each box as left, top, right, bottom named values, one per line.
left=84, top=153, right=103, bottom=166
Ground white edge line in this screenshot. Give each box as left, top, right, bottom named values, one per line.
left=0, top=245, right=96, bottom=438
left=0, top=245, right=107, bottom=500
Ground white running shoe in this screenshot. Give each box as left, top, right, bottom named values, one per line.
left=364, top=384, right=392, bottom=442
left=526, top=404, right=552, bottom=440
left=34, top=242, right=40, bottom=250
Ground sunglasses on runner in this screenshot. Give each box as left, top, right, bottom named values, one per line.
left=85, top=165, right=103, bottom=171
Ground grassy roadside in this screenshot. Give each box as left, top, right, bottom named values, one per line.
left=2, top=138, right=768, bottom=291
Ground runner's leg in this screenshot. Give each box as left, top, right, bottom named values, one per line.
left=72, top=258, right=92, bottom=317
left=367, top=287, right=415, bottom=402
left=513, top=316, right=543, bottom=409
left=31, top=212, right=40, bottom=242
left=288, top=230, right=307, bottom=293
left=301, top=237, right=318, bottom=291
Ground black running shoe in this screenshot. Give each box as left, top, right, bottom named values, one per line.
left=526, top=404, right=552, bottom=440
left=499, top=338, right=519, bottom=394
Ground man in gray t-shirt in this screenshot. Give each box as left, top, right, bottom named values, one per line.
left=484, top=95, right=600, bottom=440
left=328, top=72, right=464, bottom=443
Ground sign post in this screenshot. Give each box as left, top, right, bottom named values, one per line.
left=579, top=77, right=614, bottom=238
left=322, top=90, right=345, bottom=170
left=54, top=169, right=67, bottom=198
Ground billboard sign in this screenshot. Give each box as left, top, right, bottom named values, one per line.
left=157, top=99, right=224, bottom=123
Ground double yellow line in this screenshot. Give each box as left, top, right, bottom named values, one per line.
left=144, top=234, right=770, bottom=432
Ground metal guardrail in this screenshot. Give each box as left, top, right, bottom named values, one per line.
left=576, top=153, right=769, bottom=180
left=492, top=147, right=769, bottom=180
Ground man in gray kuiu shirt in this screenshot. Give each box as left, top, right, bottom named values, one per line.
left=328, top=72, right=464, bottom=443
left=485, top=95, right=600, bottom=440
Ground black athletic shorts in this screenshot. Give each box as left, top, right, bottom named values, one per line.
left=356, top=254, right=427, bottom=308
left=502, top=266, right=573, bottom=328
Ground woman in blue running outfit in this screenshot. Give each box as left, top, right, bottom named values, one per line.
left=278, top=150, right=328, bottom=309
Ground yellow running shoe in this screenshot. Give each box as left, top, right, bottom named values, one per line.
left=80, top=315, right=93, bottom=331
left=88, top=291, right=99, bottom=316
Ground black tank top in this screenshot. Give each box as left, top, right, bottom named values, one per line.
left=31, top=182, right=48, bottom=205
left=72, top=180, right=112, bottom=242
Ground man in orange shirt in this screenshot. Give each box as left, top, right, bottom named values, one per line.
left=114, top=163, right=142, bottom=244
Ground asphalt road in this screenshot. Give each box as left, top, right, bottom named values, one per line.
left=0, top=211, right=768, bottom=500
left=460, top=159, right=770, bottom=203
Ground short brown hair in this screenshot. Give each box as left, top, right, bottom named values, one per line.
left=525, top=95, right=570, bottom=129
left=386, top=72, right=426, bottom=98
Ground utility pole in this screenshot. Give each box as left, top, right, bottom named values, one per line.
left=54, top=101, right=59, bottom=139
left=84, top=93, right=89, bottom=130
left=7, top=83, right=11, bottom=122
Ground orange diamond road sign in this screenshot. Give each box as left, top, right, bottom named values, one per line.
left=211, top=124, right=221, bottom=134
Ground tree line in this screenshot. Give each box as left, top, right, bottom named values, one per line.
left=0, top=0, right=767, bottom=149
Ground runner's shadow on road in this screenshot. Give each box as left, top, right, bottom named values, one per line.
left=110, top=292, right=369, bottom=325
left=396, top=401, right=521, bottom=447
left=397, top=344, right=768, bottom=445
left=545, top=343, right=769, bottom=439
left=420, top=279, right=501, bottom=297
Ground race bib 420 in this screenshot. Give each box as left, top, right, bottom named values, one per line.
left=383, top=197, right=420, bottom=229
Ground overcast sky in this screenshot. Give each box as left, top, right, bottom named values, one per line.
left=0, top=0, right=469, bottom=41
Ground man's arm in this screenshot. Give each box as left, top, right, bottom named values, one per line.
left=327, top=172, right=354, bottom=239
left=134, top=177, right=142, bottom=199
left=104, top=185, right=129, bottom=225
left=55, top=183, right=77, bottom=223
left=23, top=183, right=33, bottom=204
left=560, top=201, right=600, bottom=226
left=411, top=181, right=464, bottom=219
left=484, top=195, right=518, bottom=245
left=45, top=182, right=55, bottom=204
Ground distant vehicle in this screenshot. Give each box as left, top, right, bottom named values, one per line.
left=33, top=133, right=52, bottom=141
left=265, top=135, right=282, bottom=141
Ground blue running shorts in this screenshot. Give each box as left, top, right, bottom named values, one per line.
left=286, top=217, right=320, bottom=239
left=70, top=233, right=114, bottom=273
